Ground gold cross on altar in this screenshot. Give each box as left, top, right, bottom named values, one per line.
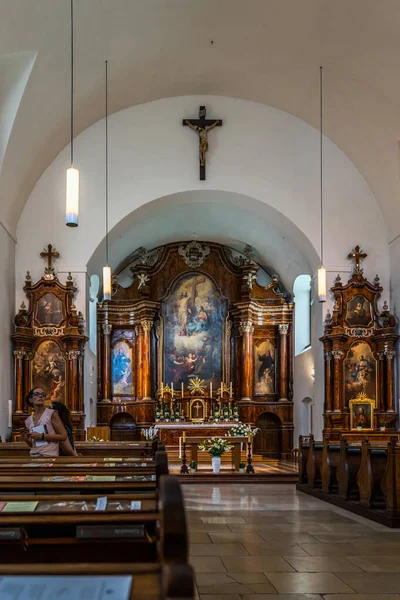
left=40, top=244, right=60, bottom=272
left=347, top=245, right=367, bottom=272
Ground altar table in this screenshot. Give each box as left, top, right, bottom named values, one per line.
left=186, top=436, right=248, bottom=471
left=156, top=422, right=234, bottom=446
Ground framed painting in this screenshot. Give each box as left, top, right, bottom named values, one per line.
left=32, top=340, right=66, bottom=403
left=349, top=397, right=374, bottom=431
left=346, top=294, right=372, bottom=327
left=254, top=339, right=275, bottom=395
left=112, top=341, right=133, bottom=395
left=163, top=273, right=225, bottom=387
left=344, top=341, right=377, bottom=406
left=36, top=293, right=63, bottom=326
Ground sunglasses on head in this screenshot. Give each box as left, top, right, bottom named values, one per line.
left=32, top=392, right=46, bottom=398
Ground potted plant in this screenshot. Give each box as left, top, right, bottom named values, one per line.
left=199, top=437, right=233, bottom=473
left=239, top=461, right=246, bottom=474
left=356, top=420, right=363, bottom=431
left=189, top=460, right=197, bottom=474
left=380, top=420, right=386, bottom=431
left=141, top=426, right=158, bottom=441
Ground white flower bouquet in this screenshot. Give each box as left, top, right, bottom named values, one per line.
left=229, top=423, right=259, bottom=437
left=199, top=436, right=233, bottom=457
left=141, top=426, right=159, bottom=441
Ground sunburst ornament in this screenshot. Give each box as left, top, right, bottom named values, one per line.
left=188, top=377, right=206, bottom=395
left=355, top=391, right=375, bottom=407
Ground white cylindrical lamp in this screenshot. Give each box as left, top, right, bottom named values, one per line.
left=318, top=266, right=326, bottom=303
left=66, top=167, right=80, bottom=227
left=103, top=265, right=112, bottom=300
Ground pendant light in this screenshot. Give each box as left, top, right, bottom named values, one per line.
left=317, top=65, right=326, bottom=302
left=103, top=60, right=112, bottom=300
left=66, top=0, right=79, bottom=227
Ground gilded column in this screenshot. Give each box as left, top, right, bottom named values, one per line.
left=14, top=349, right=26, bottom=413
left=324, top=351, right=333, bottom=412
left=141, top=320, right=153, bottom=400
left=385, top=349, right=396, bottom=412
left=66, top=350, right=81, bottom=412
left=332, top=349, right=345, bottom=412
left=278, top=324, right=289, bottom=401
left=102, top=323, right=112, bottom=402
left=239, top=321, right=254, bottom=401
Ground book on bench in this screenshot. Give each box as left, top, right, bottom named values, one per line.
left=76, top=524, right=145, bottom=538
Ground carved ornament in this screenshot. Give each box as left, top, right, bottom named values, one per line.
left=66, top=350, right=81, bottom=360
left=332, top=349, right=345, bottom=360
left=137, top=273, right=150, bottom=290
left=344, top=326, right=373, bottom=338
left=178, top=241, right=210, bottom=268
left=243, top=272, right=257, bottom=290
left=138, top=247, right=159, bottom=267
left=239, top=321, right=254, bottom=335
left=385, top=349, right=396, bottom=360
left=278, top=324, right=289, bottom=335
left=13, top=350, right=27, bottom=360
left=141, top=320, right=153, bottom=332
left=324, top=351, right=333, bottom=361
left=102, top=323, right=112, bottom=335
left=33, top=326, right=65, bottom=337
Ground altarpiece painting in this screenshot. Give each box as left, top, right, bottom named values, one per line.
left=254, top=339, right=275, bottom=395
left=344, top=341, right=376, bottom=406
left=32, top=339, right=66, bottom=402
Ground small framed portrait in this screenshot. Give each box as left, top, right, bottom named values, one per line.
left=36, top=293, right=63, bottom=326
left=346, top=294, right=372, bottom=327
left=349, top=397, right=374, bottom=431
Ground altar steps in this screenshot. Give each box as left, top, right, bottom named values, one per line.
left=165, top=448, right=264, bottom=464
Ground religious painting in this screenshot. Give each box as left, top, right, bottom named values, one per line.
left=163, top=274, right=225, bottom=387
left=111, top=329, right=135, bottom=345
left=344, top=341, right=377, bottom=406
left=36, top=293, right=63, bottom=326
left=254, top=340, right=275, bottom=395
left=349, top=397, right=374, bottom=431
left=32, top=340, right=66, bottom=402
left=346, top=294, right=372, bottom=327
left=112, top=341, right=133, bottom=395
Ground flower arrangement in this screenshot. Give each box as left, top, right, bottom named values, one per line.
left=141, top=426, right=159, bottom=441
left=380, top=420, right=387, bottom=427
left=90, top=436, right=104, bottom=442
left=229, top=423, right=259, bottom=437
left=199, top=437, right=233, bottom=457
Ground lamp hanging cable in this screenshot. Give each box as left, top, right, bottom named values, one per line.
left=318, top=65, right=326, bottom=302
left=66, top=0, right=79, bottom=227
left=103, top=60, right=111, bottom=300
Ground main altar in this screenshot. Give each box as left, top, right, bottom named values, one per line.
left=96, top=241, right=294, bottom=457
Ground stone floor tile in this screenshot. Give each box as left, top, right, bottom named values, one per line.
left=242, top=516, right=290, bottom=524
left=209, top=531, right=266, bottom=544
left=242, top=595, right=322, bottom=600
left=265, top=572, right=354, bottom=594
left=190, top=556, right=227, bottom=573
left=188, top=532, right=211, bottom=543
left=359, top=532, right=400, bottom=542
left=245, top=582, right=278, bottom=593
left=242, top=542, right=309, bottom=556
left=198, top=595, right=240, bottom=600
left=200, top=516, right=247, bottom=524
left=310, top=532, right=366, bottom=543
left=197, top=583, right=254, bottom=595
left=195, top=573, right=235, bottom=586
left=258, top=532, right=320, bottom=544
left=325, top=595, right=400, bottom=600
left=318, top=522, right=372, bottom=533
left=226, top=572, right=269, bottom=584
left=190, top=543, right=247, bottom=556
left=284, top=555, right=363, bottom=572
left=348, top=555, right=400, bottom=572
left=337, top=572, right=400, bottom=594
left=298, top=542, right=360, bottom=555
left=351, top=542, right=400, bottom=555
left=272, top=523, right=329, bottom=533
left=221, top=555, right=294, bottom=573
left=189, top=523, right=231, bottom=533
left=226, top=523, right=279, bottom=532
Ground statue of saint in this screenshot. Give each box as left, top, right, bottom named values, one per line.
left=184, top=119, right=220, bottom=167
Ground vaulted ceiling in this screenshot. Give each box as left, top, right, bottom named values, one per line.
left=1, top=0, right=400, bottom=238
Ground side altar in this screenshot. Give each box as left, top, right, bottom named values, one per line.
left=97, top=241, right=294, bottom=457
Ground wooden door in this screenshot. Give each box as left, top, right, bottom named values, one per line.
left=253, top=412, right=282, bottom=458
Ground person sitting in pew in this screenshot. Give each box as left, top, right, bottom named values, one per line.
left=22, top=387, right=68, bottom=457
left=51, top=401, right=79, bottom=457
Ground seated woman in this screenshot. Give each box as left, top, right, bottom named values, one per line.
left=22, top=387, right=68, bottom=457
left=51, top=401, right=79, bottom=456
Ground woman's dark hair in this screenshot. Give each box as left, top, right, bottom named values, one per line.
left=51, top=401, right=73, bottom=430
left=25, top=387, right=42, bottom=409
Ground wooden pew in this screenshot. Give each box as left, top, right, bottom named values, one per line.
left=0, top=475, right=194, bottom=598
left=0, top=440, right=164, bottom=458
left=0, top=450, right=168, bottom=495
left=298, top=435, right=310, bottom=484
left=337, top=437, right=361, bottom=500
left=357, top=438, right=387, bottom=508
left=381, top=438, right=400, bottom=515
left=306, top=435, right=323, bottom=488
left=321, top=439, right=341, bottom=494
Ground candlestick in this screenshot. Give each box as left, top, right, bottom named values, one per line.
left=210, top=382, right=212, bottom=398
left=171, top=382, right=174, bottom=397
left=230, top=381, right=233, bottom=398
left=247, top=432, right=251, bottom=443
left=183, top=431, right=186, bottom=442
left=181, top=382, right=184, bottom=399
left=161, top=381, right=164, bottom=396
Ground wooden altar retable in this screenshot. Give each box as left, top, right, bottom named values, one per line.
left=187, top=436, right=248, bottom=471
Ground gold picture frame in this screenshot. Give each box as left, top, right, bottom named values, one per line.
left=349, top=396, right=374, bottom=431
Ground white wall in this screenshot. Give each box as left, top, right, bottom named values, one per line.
left=15, top=95, right=390, bottom=434
left=0, top=226, right=15, bottom=438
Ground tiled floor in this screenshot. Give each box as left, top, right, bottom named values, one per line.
left=183, top=483, right=400, bottom=599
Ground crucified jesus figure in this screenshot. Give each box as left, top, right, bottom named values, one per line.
left=184, top=119, right=220, bottom=167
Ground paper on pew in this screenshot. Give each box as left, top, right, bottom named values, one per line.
left=2, top=501, right=38, bottom=512
left=0, top=575, right=132, bottom=600
left=103, top=457, right=123, bottom=462
left=86, top=475, right=116, bottom=482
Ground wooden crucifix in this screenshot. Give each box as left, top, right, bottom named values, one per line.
left=347, top=245, right=367, bottom=273
left=183, top=106, right=222, bottom=180
left=40, top=244, right=60, bottom=273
